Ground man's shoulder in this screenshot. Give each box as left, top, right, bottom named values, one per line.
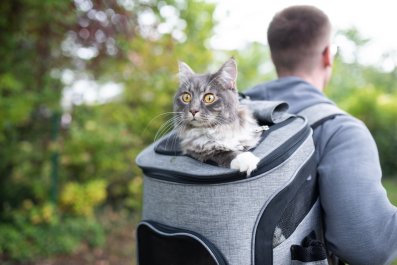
left=324, top=113, right=368, bottom=134
left=312, top=112, right=378, bottom=166
left=244, top=82, right=269, bottom=100
left=315, top=112, right=375, bottom=150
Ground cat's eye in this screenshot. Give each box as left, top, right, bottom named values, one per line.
left=203, top=93, right=216, bottom=104
left=181, top=93, right=192, bottom=103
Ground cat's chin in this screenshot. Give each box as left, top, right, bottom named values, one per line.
left=188, top=120, right=208, bottom=128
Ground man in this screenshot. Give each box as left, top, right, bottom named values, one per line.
left=245, top=5, right=397, bottom=265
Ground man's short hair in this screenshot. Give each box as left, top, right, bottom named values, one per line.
left=267, top=5, right=331, bottom=73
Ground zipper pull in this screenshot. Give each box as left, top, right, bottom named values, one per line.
left=254, top=125, right=269, bottom=133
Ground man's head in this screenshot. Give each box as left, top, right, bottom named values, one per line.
left=267, top=5, right=333, bottom=89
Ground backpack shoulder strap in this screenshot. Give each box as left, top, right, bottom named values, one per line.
left=298, top=103, right=346, bottom=129
left=297, top=103, right=347, bottom=265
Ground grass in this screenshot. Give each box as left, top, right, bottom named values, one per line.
left=28, top=210, right=138, bottom=265
left=383, top=178, right=397, bottom=205
left=382, top=177, right=397, bottom=265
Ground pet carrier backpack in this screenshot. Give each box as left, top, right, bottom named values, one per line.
left=135, top=99, right=345, bottom=265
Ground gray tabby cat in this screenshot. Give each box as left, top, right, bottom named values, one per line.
left=173, top=58, right=262, bottom=176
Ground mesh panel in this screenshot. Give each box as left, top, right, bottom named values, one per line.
left=273, top=173, right=318, bottom=247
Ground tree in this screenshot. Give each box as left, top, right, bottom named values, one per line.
left=0, top=0, right=73, bottom=214
left=0, top=0, right=218, bottom=261
left=328, top=27, right=397, bottom=177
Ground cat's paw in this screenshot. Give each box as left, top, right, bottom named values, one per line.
left=230, top=152, right=260, bottom=176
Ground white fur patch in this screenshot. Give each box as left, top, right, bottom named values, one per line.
left=273, top=226, right=286, bottom=247
left=230, top=152, right=260, bottom=176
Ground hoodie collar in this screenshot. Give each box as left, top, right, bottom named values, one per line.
left=245, top=77, right=334, bottom=114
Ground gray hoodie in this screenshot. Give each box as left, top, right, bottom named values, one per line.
left=245, top=77, right=397, bottom=265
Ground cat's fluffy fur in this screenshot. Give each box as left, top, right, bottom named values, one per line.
left=173, top=58, right=261, bottom=175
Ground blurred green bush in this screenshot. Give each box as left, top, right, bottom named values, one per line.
left=340, top=88, right=397, bottom=176
left=0, top=0, right=216, bottom=262
left=0, top=216, right=105, bottom=262
left=1, top=0, right=397, bottom=263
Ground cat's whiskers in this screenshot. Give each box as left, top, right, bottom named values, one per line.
left=210, top=116, right=229, bottom=127
left=172, top=120, right=186, bottom=151
left=144, top=111, right=181, bottom=139
left=154, top=122, right=174, bottom=143
left=196, top=115, right=223, bottom=131
left=158, top=115, right=188, bottom=153
left=208, top=116, right=239, bottom=134
left=155, top=116, right=176, bottom=136
left=154, top=114, right=183, bottom=142
left=145, top=111, right=181, bottom=129
left=201, top=116, right=216, bottom=133
left=167, top=117, right=189, bottom=152
left=148, top=115, right=183, bottom=160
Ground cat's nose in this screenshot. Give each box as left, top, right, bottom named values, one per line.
left=190, top=110, right=199, bottom=116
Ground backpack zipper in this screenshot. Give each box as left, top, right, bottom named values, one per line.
left=141, top=119, right=311, bottom=184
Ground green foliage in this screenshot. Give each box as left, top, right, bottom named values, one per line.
left=340, top=88, right=397, bottom=176
left=0, top=217, right=105, bottom=262
left=383, top=179, right=397, bottom=205
left=215, top=42, right=276, bottom=90
left=0, top=0, right=218, bottom=262
left=381, top=180, right=397, bottom=265
left=328, top=27, right=397, bottom=176
left=126, top=176, right=144, bottom=214
left=2, top=0, right=397, bottom=263
left=0, top=0, right=69, bottom=211
left=60, top=180, right=107, bottom=217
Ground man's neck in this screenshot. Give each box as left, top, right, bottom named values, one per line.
left=278, top=70, right=325, bottom=92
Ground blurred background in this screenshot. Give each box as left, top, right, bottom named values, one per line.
left=0, top=0, right=396, bottom=264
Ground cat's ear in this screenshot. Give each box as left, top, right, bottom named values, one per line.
left=216, top=57, right=238, bottom=90
left=178, top=61, right=195, bottom=86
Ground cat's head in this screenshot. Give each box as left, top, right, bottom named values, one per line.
left=174, top=58, right=240, bottom=128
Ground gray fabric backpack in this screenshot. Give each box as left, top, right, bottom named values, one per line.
left=135, top=99, right=345, bottom=265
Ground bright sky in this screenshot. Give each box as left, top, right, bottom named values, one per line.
left=210, top=0, right=397, bottom=69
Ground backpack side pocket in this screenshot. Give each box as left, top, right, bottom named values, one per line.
left=290, top=231, right=328, bottom=265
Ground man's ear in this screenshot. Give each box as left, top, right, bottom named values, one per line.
left=322, top=46, right=332, bottom=67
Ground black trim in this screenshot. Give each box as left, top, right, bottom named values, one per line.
left=311, top=114, right=342, bottom=130
left=257, top=122, right=311, bottom=170
left=254, top=153, right=318, bottom=265
left=238, top=92, right=249, bottom=100
left=155, top=133, right=182, bottom=156
left=258, top=117, right=294, bottom=143
left=275, top=173, right=319, bottom=242
left=143, top=118, right=311, bottom=184
left=142, top=167, right=245, bottom=184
